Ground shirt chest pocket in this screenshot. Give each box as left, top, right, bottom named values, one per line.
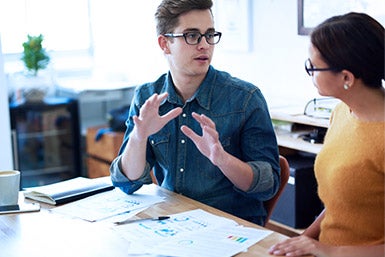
left=149, top=133, right=170, bottom=167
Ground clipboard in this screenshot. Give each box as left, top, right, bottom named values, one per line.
left=0, top=202, right=40, bottom=215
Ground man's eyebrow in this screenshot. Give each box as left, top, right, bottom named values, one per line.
left=182, top=28, right=216, bottom=33
left=206, top=28, right=216, bottom=32
left=182, top=28, right=200, bottom=32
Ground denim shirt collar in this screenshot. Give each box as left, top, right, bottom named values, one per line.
left=162, top=66, right=216, bottom=110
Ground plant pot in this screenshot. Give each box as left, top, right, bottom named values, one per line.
left=9, top=71, right=54, bottom=103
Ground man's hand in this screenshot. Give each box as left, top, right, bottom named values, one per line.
left=181, top=112, right=255, bottom=191
left=180, top=112, right=225, bottom=166
left=133, top=93, right=182, bottom=140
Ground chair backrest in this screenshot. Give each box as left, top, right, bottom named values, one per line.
left=264, top=155, right=290, bottom=225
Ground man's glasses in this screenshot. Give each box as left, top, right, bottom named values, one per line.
left=164, top=31, right=222, bottom=45
left=305, top=58, right=338, bottom=76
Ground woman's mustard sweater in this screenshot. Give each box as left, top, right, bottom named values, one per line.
left=315, top=103, right=384, bottom=246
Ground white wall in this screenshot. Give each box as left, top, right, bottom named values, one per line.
left=0, top=35, right=14, bottom=170
left=90, top=0, right=319, bottom=109
left=90, top=0, right=166, bottom=84
left=213, top=0, right=319, bottom=107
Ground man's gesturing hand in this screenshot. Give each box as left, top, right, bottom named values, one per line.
left=133, top=93, right=182, bottom=140
left=180, top=112, right=225, bottom=167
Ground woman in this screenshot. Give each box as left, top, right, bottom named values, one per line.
left=269, top=12, right=384, bottom=257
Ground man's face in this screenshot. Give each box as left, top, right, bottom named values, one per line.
left=164, top=9, right=216, bottom=79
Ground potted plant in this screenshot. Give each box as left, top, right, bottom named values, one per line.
left=21, top=34, right=50, bottom=76
left=17, top=34, right=52, bottom=102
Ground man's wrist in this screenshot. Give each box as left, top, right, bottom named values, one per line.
left=130, top=127, right=149, bottom=142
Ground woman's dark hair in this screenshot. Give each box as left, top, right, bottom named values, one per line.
left=310, top=12, right=384, bottom=88
left=155, top=0, right=213, bottom=36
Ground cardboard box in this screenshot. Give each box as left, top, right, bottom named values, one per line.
left=86, top=125, right=124, bottom=162
left=86, top=125, right=124, bottom=178
left=86, top=157, right=111, bottom=178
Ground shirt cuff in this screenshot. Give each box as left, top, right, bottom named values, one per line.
left=245, top=161, right=275, bottom=195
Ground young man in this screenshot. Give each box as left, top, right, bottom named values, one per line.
left=110, top=0, right=280, bottom=226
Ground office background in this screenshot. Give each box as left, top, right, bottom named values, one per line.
left=1, top=0, right=384, bottom=171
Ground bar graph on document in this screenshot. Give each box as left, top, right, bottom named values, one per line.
left=113, top=209, right=272, bottom=257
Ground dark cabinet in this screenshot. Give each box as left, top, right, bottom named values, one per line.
left=10, top=97, right=81, bottom=188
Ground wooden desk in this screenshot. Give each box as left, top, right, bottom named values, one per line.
left=0, top=184, right=311, bottom=257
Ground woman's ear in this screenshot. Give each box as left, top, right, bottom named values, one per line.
left=158, top=35, right=170, bottom=54
left=341, top=69, right=355, bottom=89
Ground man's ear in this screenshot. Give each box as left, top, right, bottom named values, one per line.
left=158, top=35, right=170, bottom=54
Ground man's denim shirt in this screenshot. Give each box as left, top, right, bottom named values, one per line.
left=110, top=66, right=280, bottom=225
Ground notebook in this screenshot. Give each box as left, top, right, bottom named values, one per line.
left=23, top=176, right=114, bottom=205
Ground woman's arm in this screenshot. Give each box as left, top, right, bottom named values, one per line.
left=269, top=209, right=384, bottom=257
left=269, top=236, right=384, bottom=257
left=302, top=209, right=325, bottom=239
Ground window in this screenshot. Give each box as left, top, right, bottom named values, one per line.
left=1, top=1, right=167, bottom=84
left=0, top=0, right=92, bottom=75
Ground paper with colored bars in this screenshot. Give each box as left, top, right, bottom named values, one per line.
left=113, top=208, right=272, bottom=257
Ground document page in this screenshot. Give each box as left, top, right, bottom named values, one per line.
left=113, top=209, right=272, bottom=257
left=52, top=189, right=165, bottom=222
left=155, top=225, right=272, bottom=257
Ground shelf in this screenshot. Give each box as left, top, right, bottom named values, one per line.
left=270, top=107, right=329, bottom=154
left=10, top=97, right=81, bottom=187
left=269, top=106, right=327, bottom=234
left=271, top=109, right=329, bottom=128
left=20, top=166, right=73, bottom=176
left=16, top=129, right=70, bottom=139
left=276, top=130, right=323, bottom=154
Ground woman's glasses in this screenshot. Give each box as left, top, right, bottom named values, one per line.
left=305, top=58, right=339, bottom=76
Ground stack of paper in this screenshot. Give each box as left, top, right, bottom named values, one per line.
left=113, top=209, right=272, bottom=257
left=52, top=189, right=165, bottom=222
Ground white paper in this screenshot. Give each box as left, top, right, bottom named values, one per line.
left=154, top=225, right=272, bottom=257
left=112, top=209, right=272, bottom=257
left=52, top=189, right=165, bottom=222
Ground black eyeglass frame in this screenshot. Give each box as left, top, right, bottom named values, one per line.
left=305, top=58, right=339, bottom=76
left=164, top=31, right=222, bottom=45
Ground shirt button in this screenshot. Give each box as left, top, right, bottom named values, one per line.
left=181, top=139, right=185, bottom=144
left=182, top=113, right=187, bottom=118
left=151, top=140, right=155, bottom=144
left=180, top=168, right=184, bottom=172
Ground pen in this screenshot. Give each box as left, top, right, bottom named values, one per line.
left=114, top=216, right=170, bottom=225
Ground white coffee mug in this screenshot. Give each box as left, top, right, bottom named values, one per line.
left=0, top=170, right=20, bottom=206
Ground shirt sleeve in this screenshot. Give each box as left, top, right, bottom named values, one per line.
left=109, top=91, right=154, bottom=194
left=234, top=87, right=280, bottom=201
left=242, top=160, right=279, bottom=201
left=110, top=155, right=153, bottom=194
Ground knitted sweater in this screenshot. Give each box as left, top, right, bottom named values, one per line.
left=315, top=103, right=384, bottom=246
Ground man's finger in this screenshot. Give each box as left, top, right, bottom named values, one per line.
left=162, top=107, right=183, bottom=121
left=180, top=125, right=200, bottom=143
